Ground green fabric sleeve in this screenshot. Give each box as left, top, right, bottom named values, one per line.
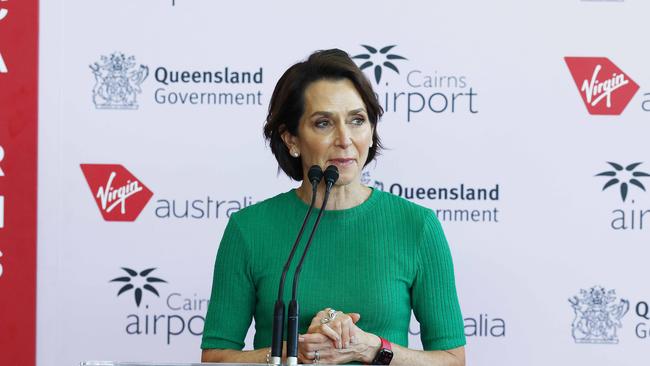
left=201, top=213, right=256, bottom=350
left=412, top=212, right=466, bottom=350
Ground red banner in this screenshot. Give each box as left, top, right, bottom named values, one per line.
left=0, top=0, right=38, bottom=365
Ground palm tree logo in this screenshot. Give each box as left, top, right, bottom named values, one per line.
left=110, top=267, right=167, bottom=307
left=352, top=45, right=407, bottom=84
left=595, top=162, right=649, bottom=202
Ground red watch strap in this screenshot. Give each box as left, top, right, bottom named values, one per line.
left=379, top=337, right=391, bottom=351
left=367, top=337, right=392, bottom=365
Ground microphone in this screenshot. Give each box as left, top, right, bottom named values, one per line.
left=323, top=165, right=339, bottom=191
left=286, top=165, right=339, bottom=366
left=270, top=165, right=323, bottom=365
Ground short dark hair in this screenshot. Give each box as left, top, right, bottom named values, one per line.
left=263, top=49, right=384, bottom=181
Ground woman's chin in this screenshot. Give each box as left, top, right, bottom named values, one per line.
left=332, top=172, right=362, bottom=187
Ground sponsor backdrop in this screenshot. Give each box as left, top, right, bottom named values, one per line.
left=0, top=0, right=38, bottom=365
left=30, top=1, right=650, bottom=366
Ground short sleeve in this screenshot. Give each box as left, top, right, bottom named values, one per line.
left=411, top=212, right=466, bottom=350
left=201, top=214, right=256, bottom=350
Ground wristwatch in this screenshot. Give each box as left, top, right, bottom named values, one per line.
left=370, top=337, right=393, bottom=365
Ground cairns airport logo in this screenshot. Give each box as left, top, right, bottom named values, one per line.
left=352, top=45, right=407, bottom=84
left=362, top=171, right=500, bottom=223
left=109, top=266, right=209, bottom=345
left=111, top=267, right=167, bottom=307
left=595, top=161, right=649, bottom=230
left=565, top=57, right=650, bottom=115
left=90, top=52, right=264, bottom=109
left=350, top=44, right=479, bottom=122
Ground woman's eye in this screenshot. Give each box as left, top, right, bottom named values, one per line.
left=315, top=119, right=330, bottom=128
left=351, top=117, right=366, bottom=125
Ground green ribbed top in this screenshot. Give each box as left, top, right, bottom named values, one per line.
left=201, top=189, right=465, bottom=352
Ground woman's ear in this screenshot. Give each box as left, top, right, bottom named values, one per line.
left=281, top=128, right=300, bottom=158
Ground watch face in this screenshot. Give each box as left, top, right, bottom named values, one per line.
left=375, top=349, right=394, bottom=365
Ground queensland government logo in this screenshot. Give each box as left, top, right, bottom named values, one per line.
left=91, top=51, right=264, bottom=108
left=108, top=266, right=208, bottom=344
left=362, top=171, right=500, bottom=223
left=81, top=164, right=153, bottom=222
left=594, top=161, right=649, bottom=230
left=569, top=286, right=629, bottom=344
left=350, top=44, right=478, bottom=122
left=564, top=57, right=639, bottom=115
left=90, top=52, right=149, bottom=109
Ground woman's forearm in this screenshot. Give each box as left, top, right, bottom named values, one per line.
left=201, top=347, right=270, bottom=363
left=389, top=343, right=465, bottom=366
left=354, top=329, right=464, bottom=366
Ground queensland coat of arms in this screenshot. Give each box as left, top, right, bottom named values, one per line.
left=361, top=171, right=385, bottom=191
left=569, top=286, right=629, bottom=344
left=90, top=52, right=149, bottom=109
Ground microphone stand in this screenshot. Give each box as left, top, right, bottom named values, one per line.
left=270, top=166, right=323, bottom=365
left=286, top=166, right=338, bottom=366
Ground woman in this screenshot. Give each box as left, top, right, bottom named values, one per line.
left=201, top=49, right=466, bottom=365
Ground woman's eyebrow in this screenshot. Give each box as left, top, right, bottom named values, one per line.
left=309, top=111, right=334, bottom=118
left=309, top=108, right=367, bottom=118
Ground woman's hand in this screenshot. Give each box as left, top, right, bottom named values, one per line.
left=306, top=308, right=361, bottom=349
left=298, top=328, right=380, bottom=364
left=299, top=309, right=381, bottom=364
left=299, top=308, right=465, bottom=365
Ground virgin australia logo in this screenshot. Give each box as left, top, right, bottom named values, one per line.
left=110, top=267, right=167, bottom=307
left=564, top=57, right=639, bottom=115
left=80, top=164, right=153, bottom=222
left=569, top=286, right=629, bottom=344
left=352, top=45, right=407, bottom=84
left=90, top=52, right=149, bottom=109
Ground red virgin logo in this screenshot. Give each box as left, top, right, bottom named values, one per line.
left=80, top=164, right=153, bottom=222
left=564, top=57, right=639, bottom=115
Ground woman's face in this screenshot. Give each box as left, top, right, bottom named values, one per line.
left=285, top=78, right=373, bottom=186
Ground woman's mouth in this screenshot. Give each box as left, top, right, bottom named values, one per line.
left=327, top=158, right=356, bottom=167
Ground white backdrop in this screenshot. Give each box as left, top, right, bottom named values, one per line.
left=37, top=1, right=650, bottom=366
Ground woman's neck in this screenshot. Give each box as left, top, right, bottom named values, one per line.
left=295, top=180, right=371, bottom=210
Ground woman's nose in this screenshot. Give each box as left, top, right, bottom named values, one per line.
left=334, top=125, right=352, bottom=147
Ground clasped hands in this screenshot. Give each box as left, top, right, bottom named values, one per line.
left=298, top=308, right=380, bottom=364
